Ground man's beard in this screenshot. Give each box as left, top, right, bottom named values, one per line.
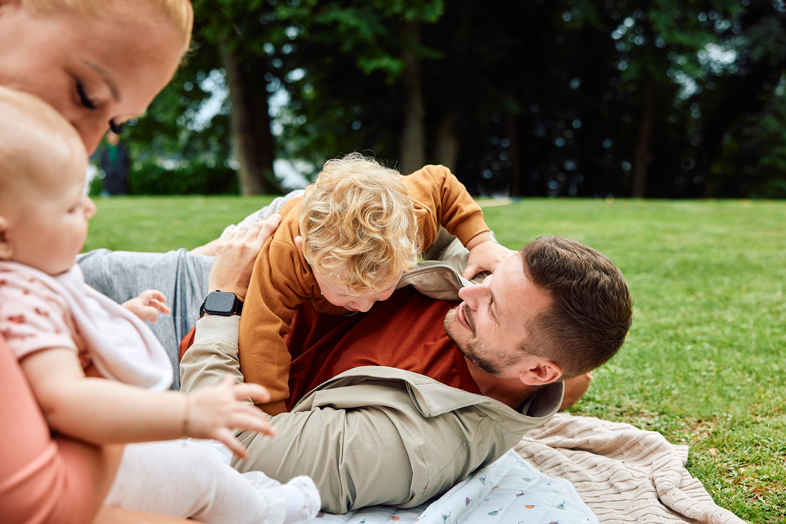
left=460, top=343, right=503, bottom=375
left=444, top=309, right=502, bottom=375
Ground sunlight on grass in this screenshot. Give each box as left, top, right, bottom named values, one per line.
left=85, top=196, right=785, bottom=522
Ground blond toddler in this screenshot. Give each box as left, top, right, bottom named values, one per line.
left=234, top=153, right=512, bottom=414
left=0, top=87, right=319, bottom=523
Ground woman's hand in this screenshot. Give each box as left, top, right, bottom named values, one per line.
left=207, top=214, right=281, bottom=300
left=184, top=375, right=275, bottom=458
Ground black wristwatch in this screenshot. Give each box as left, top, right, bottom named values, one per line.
left=199, top=290, right=244, bottom=317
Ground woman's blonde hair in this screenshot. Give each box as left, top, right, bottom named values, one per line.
left=22, top=0, right=194, bottom=53
left=299, top=153, right=419, bottom=292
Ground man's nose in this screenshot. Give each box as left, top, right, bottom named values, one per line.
left=458, top=283, right=486, bottom=306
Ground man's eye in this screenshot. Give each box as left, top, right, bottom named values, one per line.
left=76, top=81, right=97, bottom=110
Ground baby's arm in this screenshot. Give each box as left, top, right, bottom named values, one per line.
left=123, top=289, right=170, bottom=322
left=20, top=348, right=274, bottom=457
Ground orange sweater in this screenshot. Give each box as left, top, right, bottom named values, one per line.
left=238, top=165, right=489, bottom=414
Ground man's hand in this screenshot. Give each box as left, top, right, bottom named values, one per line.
left=184, top=375, right=275, bottom=458
left=123, top=290, right=170, bottom=322
left=208, top=214, right=281, bottom=300
left=463, top=233, right=514, bottom=280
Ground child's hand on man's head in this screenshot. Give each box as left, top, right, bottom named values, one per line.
left=122, top=289, right=170, bottom=322
left=463, top=233, right=514, bottom=280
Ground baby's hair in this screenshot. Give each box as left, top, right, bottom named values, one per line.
left=0, top=86, right=84, bottom=197
left=299, top=153, right=419, bottom=292
left=22, top=0, right=194, bottom=53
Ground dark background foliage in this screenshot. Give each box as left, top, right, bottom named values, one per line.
left=109, top=0, right=786, bottom=198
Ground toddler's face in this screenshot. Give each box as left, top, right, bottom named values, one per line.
left=313, top=268, right=400, bottom=312
left=4, top=145, right=95, bottom=276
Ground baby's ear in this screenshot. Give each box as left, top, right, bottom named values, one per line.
left=0, top=216, right=12, bottom=260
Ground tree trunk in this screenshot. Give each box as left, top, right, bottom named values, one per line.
left=632, top=80, right=656, bottom=198
left=221, top=45, right=280, bottom=195
left=400, top=21, right=426, bottom=174
left=434, top=112, right=459, bottom=170
left=506, top=115, right=522, bottom=196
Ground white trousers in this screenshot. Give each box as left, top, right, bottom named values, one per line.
left=105, top=440, right=296, bottom=524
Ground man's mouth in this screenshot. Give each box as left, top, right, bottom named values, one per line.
left=458, top=303, right=474, bottom=334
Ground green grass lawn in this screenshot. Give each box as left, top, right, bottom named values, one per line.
left=85, top=196, right=786, bottom=522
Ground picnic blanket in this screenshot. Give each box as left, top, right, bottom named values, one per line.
left=310, top=449, right=598, bottom=523
left=310, top=413, right=744, bottom=524
left=517, top=413, right=745, bottom=524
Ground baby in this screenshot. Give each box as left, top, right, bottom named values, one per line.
left=0, top=87, right=319, bottom=523
left=229, top=153, right=511, bottom=414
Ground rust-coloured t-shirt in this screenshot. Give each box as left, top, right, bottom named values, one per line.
left=285, top=286, right=480, bottom=408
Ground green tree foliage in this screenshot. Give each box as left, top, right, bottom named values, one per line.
left=115, top=0, right=786, bottom=198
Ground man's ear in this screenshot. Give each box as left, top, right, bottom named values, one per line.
left=519, top=359, right=562, bottom=386
left=0, top=216, right=13, bottom=260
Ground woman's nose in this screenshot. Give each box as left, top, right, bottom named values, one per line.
left=70, top=114, right=110, bottom=155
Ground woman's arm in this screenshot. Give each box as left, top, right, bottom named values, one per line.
left=0, top=339, right=123, bottom=524
left=20, top=348, right=274, bottom=456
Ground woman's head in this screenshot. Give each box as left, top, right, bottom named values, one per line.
left=0, top=0, right=193, bottom=153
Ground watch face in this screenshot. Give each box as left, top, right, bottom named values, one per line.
left=205, top=291, right=237, bottom=314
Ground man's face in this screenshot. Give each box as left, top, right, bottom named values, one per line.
left=444, top=252, right=553, bottom=378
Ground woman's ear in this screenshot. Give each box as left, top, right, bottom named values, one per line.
left=0, top=216, right=13, bottom=260
left=518, top=358, right=562, bottom=386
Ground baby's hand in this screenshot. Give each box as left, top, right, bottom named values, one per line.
left=463, top=239, right=514, bottom=280
left=184, top=375, right=275, bottom=458
left=122, top=289, right=171, bottom=322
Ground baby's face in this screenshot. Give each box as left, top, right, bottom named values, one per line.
left=313, top=267, right=400, bottom=312
left=4, top=142, right=95, bottom=276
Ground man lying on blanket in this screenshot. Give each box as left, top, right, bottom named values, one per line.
left=180, top=234, right=632, bottom=513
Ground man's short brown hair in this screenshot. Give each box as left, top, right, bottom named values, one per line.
left=520, top=236, right=632, bottom=378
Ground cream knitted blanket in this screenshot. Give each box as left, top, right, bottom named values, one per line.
left=517, top=413, right=745, bottom=524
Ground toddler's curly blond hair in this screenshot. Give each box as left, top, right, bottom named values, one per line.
left=299, top=153, right=419, bottom=292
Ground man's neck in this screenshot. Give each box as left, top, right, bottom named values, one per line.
left=465, top=358, right=541, bottom=411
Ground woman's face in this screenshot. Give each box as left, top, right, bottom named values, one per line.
left=0, top=1, right=185, bottom=153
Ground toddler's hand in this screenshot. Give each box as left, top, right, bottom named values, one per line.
left=123, top=289, right=170, bottom=322
left=463, top=240, right=514, bottom=280
left=184, top=375, right=275, bottom=458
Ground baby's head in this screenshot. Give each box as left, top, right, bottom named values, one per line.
left=0, top=86, right=95, bottom=275
left=299, top=153, right=418, bottom=312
